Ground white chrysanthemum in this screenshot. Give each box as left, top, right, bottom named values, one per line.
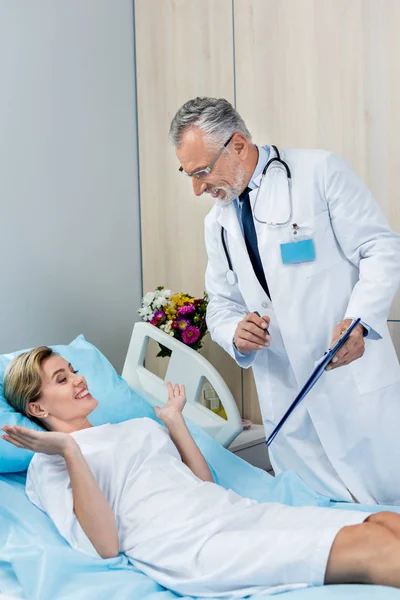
left=142, top=291, right=155, bottom=307
left=154, top=296, right=168, bottom=309
left=164, top=320, right=173, bottom=334
left=138, top=306, right=154, bottom=321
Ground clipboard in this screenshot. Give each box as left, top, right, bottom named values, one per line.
left=266, top=318, right=361, bottom=447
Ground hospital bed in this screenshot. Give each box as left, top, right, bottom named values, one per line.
left=1, top=323, right=400, bottom=600
left=122, top=322, right=243, bottom=447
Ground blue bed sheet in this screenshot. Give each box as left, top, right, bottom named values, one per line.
left=1, top=420, right=400, bottom=600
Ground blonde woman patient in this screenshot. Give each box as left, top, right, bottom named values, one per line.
left=3, top=347, right=400, bottom=597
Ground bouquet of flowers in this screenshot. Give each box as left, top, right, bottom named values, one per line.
left=137, top=286, right=209, bottom=358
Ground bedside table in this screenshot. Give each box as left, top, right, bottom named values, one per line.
left=228, top=424, right=272, bottom=472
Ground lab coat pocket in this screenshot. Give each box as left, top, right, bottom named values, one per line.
left=349, top=337, right=400, bottom=395
left=302, top=211, right=343, bottom=278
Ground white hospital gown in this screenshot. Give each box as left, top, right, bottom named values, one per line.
left=26, top=418, right=370, bottom=598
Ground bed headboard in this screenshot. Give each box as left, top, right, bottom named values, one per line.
left=122, top=322, right=243, bottom=447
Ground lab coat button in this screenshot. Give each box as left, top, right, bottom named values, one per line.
left=262, top=302, right=268, bottom=308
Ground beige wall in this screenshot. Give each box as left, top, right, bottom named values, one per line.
left=134, top=0, right=244, bottom=414
left=135, top=0, right=400, bottom=423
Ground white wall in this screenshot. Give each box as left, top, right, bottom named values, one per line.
left=0, top=0, right=141, bottom=371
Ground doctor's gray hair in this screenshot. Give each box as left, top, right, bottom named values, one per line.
left=169, top=97, right=252, bottom=149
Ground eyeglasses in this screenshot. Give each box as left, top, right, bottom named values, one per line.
left=179, top=133, right=234, bottom=179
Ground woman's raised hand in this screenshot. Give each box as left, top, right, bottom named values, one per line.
left=154, top=382, right=186, bottom=424
left=1, top=425, right=77, bottom=456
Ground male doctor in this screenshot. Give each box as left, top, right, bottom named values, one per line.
left=169, top=97, right=400, bottom=505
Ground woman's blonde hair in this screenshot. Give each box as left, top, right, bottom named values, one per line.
left=3, top=346, right=55, bottom=428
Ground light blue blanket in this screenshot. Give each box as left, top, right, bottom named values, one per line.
left=1, top=420, right=399, bottom=600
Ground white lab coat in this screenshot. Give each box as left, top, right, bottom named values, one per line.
left=205, top=147, right=400, bottom=505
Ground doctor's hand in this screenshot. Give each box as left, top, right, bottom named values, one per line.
left=326, top=319, right=365, bottom=371
left=234, top=313, right=271, bottom=354
left=154, top=382, right=186, bottom=424
left=1, top=425, right=77, bottom=457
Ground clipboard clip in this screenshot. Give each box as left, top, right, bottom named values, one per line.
left=325, top=326, right=351, bottom=355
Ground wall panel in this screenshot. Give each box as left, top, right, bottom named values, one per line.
left=234, top=0, right=400, bottom=421
left=135, top=0, right=243, bottom=408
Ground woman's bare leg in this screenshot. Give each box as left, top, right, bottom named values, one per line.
left=325, top=512, right=400, bottom=588
left=367, top=511, right=400, bottom=538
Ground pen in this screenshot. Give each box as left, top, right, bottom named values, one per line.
left=254, top=311, right=270, bottom=336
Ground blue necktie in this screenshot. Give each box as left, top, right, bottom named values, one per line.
left=240, top=187, right=270, bottom=299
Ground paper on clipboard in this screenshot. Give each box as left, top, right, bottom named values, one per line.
left=266, top=318, right=361, bottom=447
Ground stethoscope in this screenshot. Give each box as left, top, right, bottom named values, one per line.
left=222, top=145, right=292, bottom=286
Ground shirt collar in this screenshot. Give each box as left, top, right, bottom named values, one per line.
left=232, top=145, right=270, bottom=207
left=248, top=145, right=270, bottom=190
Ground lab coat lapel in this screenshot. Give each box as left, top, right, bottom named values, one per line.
left=216, top=202, right=267, bottom=301
left=216, top=202, right=243, bottom=246
left=248, top=186, right=281, bottom=306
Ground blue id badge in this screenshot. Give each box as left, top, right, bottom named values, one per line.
left=280, top=238, right=315, bottom=264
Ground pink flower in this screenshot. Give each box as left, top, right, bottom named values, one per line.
left=177, top=305, right=195, bottom=315
left=153, top=310, right=166, bottom=321
left=177, top=318, right=190, bottom=330
left=182, top=326, right=200, bottom=345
